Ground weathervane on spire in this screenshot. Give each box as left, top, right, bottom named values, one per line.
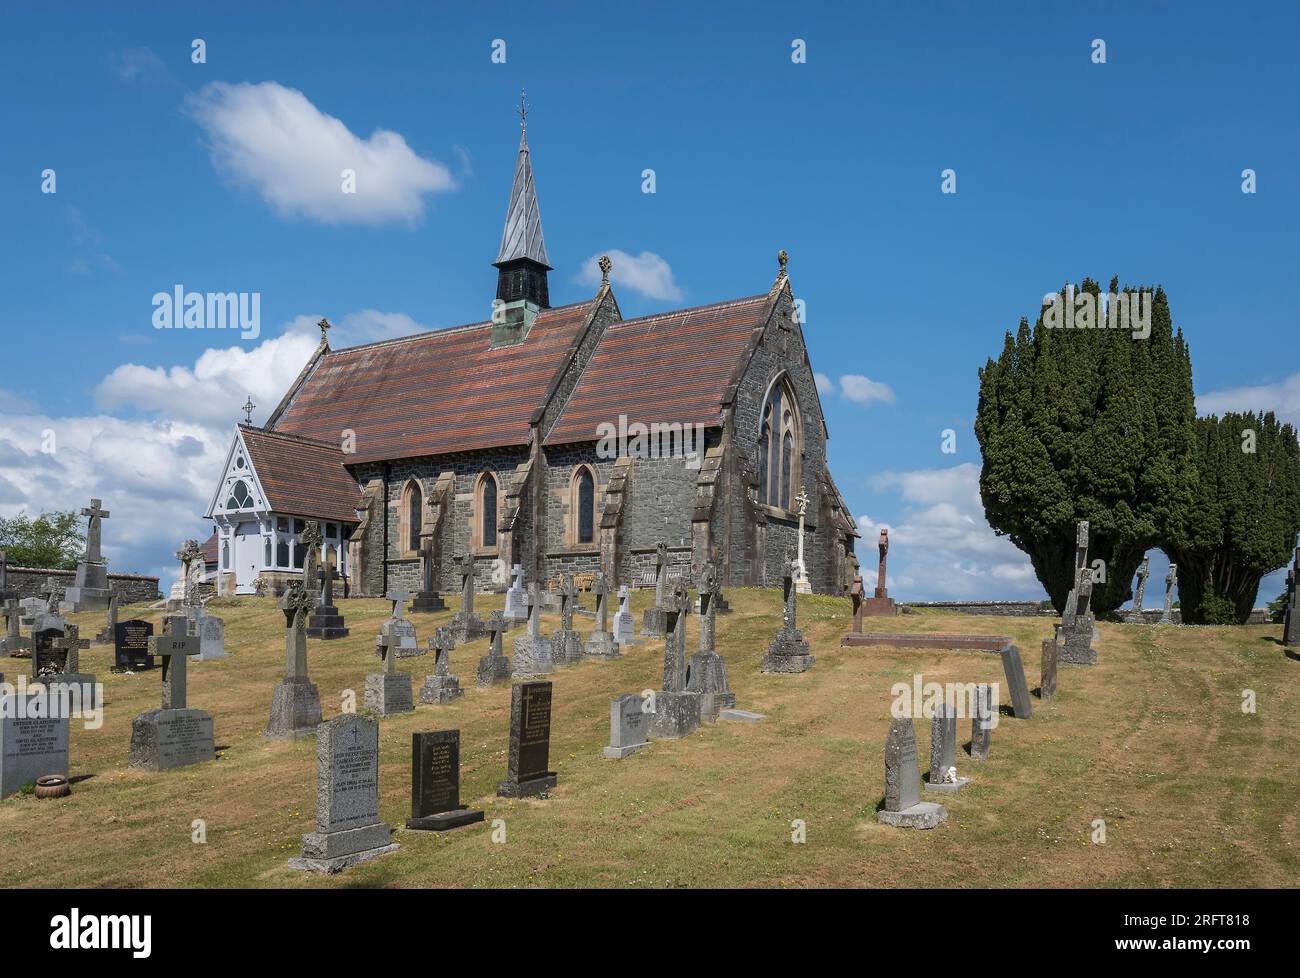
left=518, top=88, right=529, bottom=135
left=242, top=396, right=255, bottom=425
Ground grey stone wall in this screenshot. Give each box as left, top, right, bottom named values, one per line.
left=3, top=567, right=161, bottom=604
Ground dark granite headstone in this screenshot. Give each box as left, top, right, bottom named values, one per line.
left=406, top=730, right=484, bottom=831
left=496, top=681, right=556, bottom=798
left=113, top=619, right=155, bottom=672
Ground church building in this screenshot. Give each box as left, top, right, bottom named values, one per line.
left=205, top=118, right=859, bottom=597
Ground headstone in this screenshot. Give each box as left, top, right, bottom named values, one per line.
left=612, top=585, right=636, bottom=647
left=685, top=562, right=735, bottom=720
left=113, top=618, right=155, bottom=672
left=583, top=571, right=619, bottom=658
left=640, top=542, right=671, bottom=637
left=1160, top=564, right=1178, bottom=625
left=496, top=681, right=557, bottom=797
left=476, top=611, right=512, bottom=687
left=62, top=498, right=114, bottom=612
left=128, top=616, right=215, bottom=771
left=650, top=581, right=701, bottom=739
left=999, top=643, right=1033, bottom=719
left=406, top=729, right=484, bottom=831
left=855, top=529, right=899, bottom=616
left=970, top=683, right=994, bottom=761
left=34, top=623, right=96, bottom=696
left=1124, top=557, right=1151, bottom=623
left=289, top=714, right=398, bottom=873
left=266, top=582, right=324, bottom=739
left=2, top=598, right=30, bottom=655
left=188, top=607, right=229, bottom=661
left=95, top=590, right=119, bottom=645
left=366, top=588, right=417, bottom=716
left=924, top=703, right=969, bottom=794
left=448, top=554, right=485, bottom=643
left=503, top=563, right=528, bottom=623
left=1283, top=548, right=1300, bottom=648
left=760, top=559, right=815, bottom=673
left=551, top=572, right=583, bottom=665
left=602, top=694, right=649, bottom=759
left=410, top=534, right=447, bottom=613
left=0, top=687, right=70, bottom=799
left=419, top=627, right=464, bottom=705
left=512, top=584, right=554, bottom=677
left=1061, top=519, right=1090, bottom=629
left=1059, top=575, right=1099, bottom=665
left=876, top=718, right=947, bottom=829
left=306, top=559, right=349, bottom=639
left=1040, top=634, right=1058, bottom=701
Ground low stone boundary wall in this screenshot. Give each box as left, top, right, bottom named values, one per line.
left=2, top=566, right=161, bottom=604
left=901, top=600, right=1051, bottom=617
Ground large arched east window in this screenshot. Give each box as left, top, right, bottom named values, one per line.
left=758, top=377, right=800, bottom=510
left=402, top=480, right=423, bottom=554
left=476, top=473, right=499, bottom=550
left=573, top=467, right=595, bottom=545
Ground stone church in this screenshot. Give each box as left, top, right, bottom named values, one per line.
left=205, top=121, right=859, bottom=598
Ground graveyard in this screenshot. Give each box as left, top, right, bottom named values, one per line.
left=1, top=585, right=1295, bottom=888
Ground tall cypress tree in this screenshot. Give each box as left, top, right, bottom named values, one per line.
left=1164, top=411, right=1300, bottom=623
left=975, top=280, right=1197, bottom=614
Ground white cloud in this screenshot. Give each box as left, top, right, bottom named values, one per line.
left=285, top=309, right=431, bottom=349
left=858, top=462, right=1041, bottom=601
left=838, top=374, right=896, bottom=406
left=1197, top=371, right=1300, bottom=426
left=577, top=250, right=683, bottom=301
left=185, top=81, right=457, bottom=225
left=108, top=47, right=176, bottom=87
left=814, top=372, right=835, bottom=395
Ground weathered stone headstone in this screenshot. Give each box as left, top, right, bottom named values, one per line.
left=62, top=498, right=113, bottom=612
left=551, top=572, right=583, bottom=665
left=503, top=562, right=528, bottom=623
left=1160, top=563, right=1178, bottom=625
left=970, top=683, right=994, bottom=761
left=584, top=571, right=619, bottom=658
left=641, top=541, right=671, bottom=637
left=612, top=585, right=636, bottom=647
left=129, top=616, right=215, bottom=771
left=113, top=618, right=155, bottom=672
left=1124, top=557, right=1151, bottom=623
left=1040, top=634, right=1058, bottom=701
left=448, top=554, right=485, bottom=643
left=289, top=714, right=398, bottom=873
left=512, top=584, right=554, bottom=677
left=419, top=627, right=464, bottom=705
left=1283, top=548, right=1300, bottom=648
left=406, top=729, right=484, bottom=831
left=999, top=643, right=1033, bottom=719
left=366, top=588, right=417, bottom=716
left=1059, top=574, right=1099, bottom=665
left=476, top=611, right=512, bottom=687
left=685, top=562, right=735, bottom=721
left=650, top=581, right=701, bottom=739
left=1061, top=519, right=1090, bottom=630
left=188, top=605, right=229, bottom=661
left=266, top=582, right=324, bottom=739
left=411, top=533, right=447, bottom=613
left=602, top=693, right=649, bottom=759
left=2, top=598, right=29, bottom=655
left=760, top=559, right=815, bottom=673
left=95, top=590, right=119, bottom=645
left=496, top=680, right=557, bottom=797
left=924, top=703, right=969, bottom=794
left=0, top=686, right=70, bottom=799
left=306, top=559, right=349, bottom=639
left=876, top=718, right=947, bottom=829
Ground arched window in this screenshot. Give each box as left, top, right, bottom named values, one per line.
left=226, top=479, right=252, bottom=510
left=758, top=376, right=801, bottom=510
left=476, top=473, right=499, bottom=550
left=401, top=480, right=423, bottom=555
left=572, top=467, right=596, bottom=544
left=263, top=537, right=272, bottom=566
left=222, top=541, right=230, bottom=570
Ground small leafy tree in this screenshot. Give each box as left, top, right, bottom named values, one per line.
left=0, top=511, right=85, bottom=569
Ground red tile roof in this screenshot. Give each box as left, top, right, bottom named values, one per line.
left=240, top=426, right=361, bottom=523
left=272, top=300, right=597, bottom=464
left=545, top=294, right=771, bottom=446
left=200, top=531, right=219, bottom=566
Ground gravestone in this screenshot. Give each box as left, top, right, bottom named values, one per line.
left=34, top=623, right=95, bottom=698
left=128, top=616, right=215, bottom=771
left=366, top=588, right=417, bottom=716
left=761, top=559, right=815, bottom=673
left=1040, top=634, right=1058, bottom=701
left=504, top=563, right=528, bottom=623
left=512, top=584, right=554, bottom=677
left=650, top=581, right=701, bottom=739
left=1283, top=548, right=1299, bottom=648
left=583, top=571, right=618, bottom=658
left=612, top=585, right=636, bottom=647
left=2, top=598, right=30, bottom=655
left=476, top=611, right=512, bottom=687
left=1059, top=574, right=1099, bottom=665
left=188, top=606, right=229, bottom=661
left=999, top=643, right=1033, bottom=719
left=684, top=562, right=735, bottom=720
left=551, top=572, right=583, bottom=665
left=95, top=590, right=119, bottom=645
left=306, top=560, right=349, bottom=639
left=496, top=681, right=557, bottom=798
left=857, top=529, right=900, bottom=615
left=62, top=498, right=113, bottom=612
left=410, top=534, right=447, bottom=613
left=266, top=582, right=324, bottom=739
left=970, top=683, right=994, bottom=761
left=0, top=687, right=70, bottom=799
left=289, top=714, right=398, bottom=873
left=1124, top=557, right=1151, bottom=623
left=1160, top=564, right=1178, bottom=625
left=406, top=729, right=484, bottom=831
left=169, top=539, right=204, bottom=612
left=641, top=542, right=671, bottom=637
left=0, top=549, right=12, bottom=604
left=1061, top=519, right=1090, bottom=629
left=924, top=703, right=969, bottom=794
left=419, top=627, right=464, bottom=705
left=876, top=718, right=947, bottom=829
left=113, top=619, right=155, bottom=672
left=448, top=555, right=485, bottom=643
left=603, top=693, right=650, bottom=759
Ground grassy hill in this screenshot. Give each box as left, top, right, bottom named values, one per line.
left=1, top=589, right=1295, bottom=888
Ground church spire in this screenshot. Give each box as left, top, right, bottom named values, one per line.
left=493, top=90, right=551, bottom=312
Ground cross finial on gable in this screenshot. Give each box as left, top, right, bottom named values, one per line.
left=318, top=317, right=332, bottom=346
left=242, top=396, right=255, bottom=424
left=778, top=249, right=788, bottom=276
left=598, top=254, right=612, bottom=286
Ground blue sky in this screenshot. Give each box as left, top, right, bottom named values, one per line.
left=1, top=1, right=1297, bottom=601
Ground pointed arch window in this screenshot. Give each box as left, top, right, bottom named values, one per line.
left=475, top=472, right=499, bottom=551
left=572, top=467, right=596, bottom=545
left=400, top=480, right=424, bottom=556
left=226, top=479, right=252, bottom=510
left=759, top=377, right=801, bottom=511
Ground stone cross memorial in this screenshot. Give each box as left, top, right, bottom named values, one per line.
left=411, top=533, right=447, bottom=613
left=613, top=585, right=636, bottom=647
left=129, top=615, right=215, bottom=771
left=448, top=554, right=485, bottom=643
left=62, top=498, right=113, bottom=612
left=641, top=541, right=671, bottom=637
left=650, top=581, right=701, bottom=740
left=551, top=572, right=583, bottom=665
left=406, top=729, right=484, bottom=831
left=266, top=581, right=324, bottom=739
left=419, top=627, right=464, bottom=705
left=1124, top=557, right=1151, bottom=623
left=366, top=588, right=417, bottom=716
left=685, top=562, right=735, bottom=721
left=1160, top=564, right=1179, bottom=625
left=876, top=718, right=947, bottom=829
left=583, top=571, right=618, bottom=658
left=306, top=556, right=349, bottom=639
left=476, top=611, right=512, bottom=687
left=497, top=680, right=557, bottom=797
left=503, top=562, right=527, bottom=622
left=761, top=559, right=815, bottom=673
left=1059, top=574, right=1099, bottom=665
left=289, top=714, right=398, bottom=873
left=512, top=584, right=554, bottom=677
